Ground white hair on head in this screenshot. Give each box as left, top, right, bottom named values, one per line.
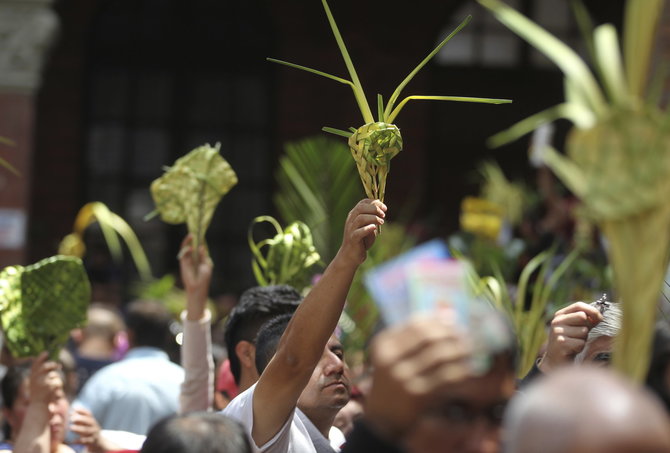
left=574, top=299, right=621, bottom=363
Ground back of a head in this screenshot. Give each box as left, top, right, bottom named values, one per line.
left=84, top=303, right=125, bottom=343
left=504, top=367, right=670, bottom=453
left=224, top=285, right=301, bottom=384
left=254, top=314, right=293, bottom=375
left=141, top=413, right=251, bottom=453
left=125, top=300, right=173, bottom=350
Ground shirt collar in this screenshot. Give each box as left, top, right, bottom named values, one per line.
left=124, top=347, right=169, bottom=360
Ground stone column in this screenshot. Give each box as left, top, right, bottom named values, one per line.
left=0, top=0, right=58, bottom=267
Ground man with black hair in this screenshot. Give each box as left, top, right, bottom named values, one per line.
left=224, top=285, right=302, bottom=393
left=74, top=300, right=185, bottom=435
left=223, top=199, right=385, bottom=453
left=253, top=313, right=348, bottom=452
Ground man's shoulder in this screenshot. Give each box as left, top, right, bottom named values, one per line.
left=223, top=384, right=316, bottom=453
left=222, top=383, right=256, bottom=419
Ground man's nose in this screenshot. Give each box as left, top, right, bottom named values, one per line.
left=324, top=353, right=344, bottom=375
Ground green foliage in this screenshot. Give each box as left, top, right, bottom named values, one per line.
left=248, top=216, right=321, bottom=293
left=133, top=274, right=217, bottom=320
left=479, top=0, right=670, bottom=381
left=466, top=246, right=580, bottom=378
left=274, top=136, right=361, bottom=263
left=60, top=202, right=153, bottom=282
left=0, top=256, right=90, bottom=359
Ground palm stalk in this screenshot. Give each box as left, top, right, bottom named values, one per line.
left=468, top=247, right=579, bottom=378
left=59, top=202, right=153, bottom=282
left=268, top=0, right=511, bottom=204
left=274, top=136, right=360, bottom=262
left=479, top=0, right=670, bottom=381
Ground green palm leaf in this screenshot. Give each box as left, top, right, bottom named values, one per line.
left=478, top=0, right=606, bottom=118
left=274, top=136, right=361, bottom=262
left=623, top=0, right=665, bottom=99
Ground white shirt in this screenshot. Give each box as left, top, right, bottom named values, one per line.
left=224, top=383, right=343, bottom=453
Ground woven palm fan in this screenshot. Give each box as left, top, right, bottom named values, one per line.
left=0, top=256, right=90, bottom=359
left=148, top=143, right=238, bottom=273
left=268, top=0, right=511, bottom=204
left=479, top=0, right=669, bottom=381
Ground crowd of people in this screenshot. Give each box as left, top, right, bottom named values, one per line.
left=2, top=198, right=670, bottom=453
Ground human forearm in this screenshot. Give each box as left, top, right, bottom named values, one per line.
left=274, top=253, right=357, bottom=375
left=269, top=199, right=384, bottom=380
left=179, top=309, right=214, bottom=413
left=13, top=403, right=51, bottom=453
left=252, top=199, right=385, bottom=446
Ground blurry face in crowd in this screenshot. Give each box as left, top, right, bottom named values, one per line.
left=575, top=335, right=613, bottom=366
left=3, top=377, right=70, bottom=452
left=403, top=358, right=515, bottom=453
left=333, top=398, right=364, bottom=436
left=298, top=336, right=351, bottom=415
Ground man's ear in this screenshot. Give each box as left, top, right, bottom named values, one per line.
left=235, top=340, right=257, bottom=371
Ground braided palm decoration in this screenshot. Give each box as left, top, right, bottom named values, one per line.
left=348, top=123, right=402, bottom=201
left=0, top=256, right=90, bottom=359
left=268, top=0, right=510, bottom=204
left=478, top=0, right=669, bottom=381
left=148, top=143, right=237, bottom=271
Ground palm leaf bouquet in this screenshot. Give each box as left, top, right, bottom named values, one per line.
left=248, top=216, right=321, bottom=293
left=269, top=0, right=511, bottom=204
left=479, top=0, right=669, bottom=381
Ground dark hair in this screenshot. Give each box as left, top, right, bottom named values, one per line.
left=1, top=361, right=66, bottom=440
left=140, top=412, right=251, bottom=453
left=125, top=300, right=174, bottom=349
left=646, top=320, right=670, bottom=412
left=255, top=314, right=293, bottom=375
left=224, top=286, right=301, bottom=384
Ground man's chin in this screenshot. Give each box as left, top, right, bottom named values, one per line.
left=331, top=392, right=351, bottom=410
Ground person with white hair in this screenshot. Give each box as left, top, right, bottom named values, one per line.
left=522, top=297, right=620, bottom=384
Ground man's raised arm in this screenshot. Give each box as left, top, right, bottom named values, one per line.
left=251, top=198, right=386, bottom=446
